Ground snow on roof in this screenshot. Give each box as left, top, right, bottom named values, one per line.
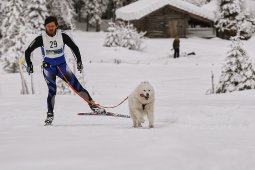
left=116, top=0, right=216, bottom=22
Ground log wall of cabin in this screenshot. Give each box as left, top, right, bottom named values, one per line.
left=133, top=6, right=188, bottom=38
left=131, top=5, right=214, bottom=38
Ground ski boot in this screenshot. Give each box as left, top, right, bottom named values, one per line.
left=89, top=102, right=106, bottom=115
left=93, top=107, right=106, bottom=114
left=45, top=112, right=54, bottom=126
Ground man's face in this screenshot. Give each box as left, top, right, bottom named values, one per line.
left=45, top=22, right=57, bottom=37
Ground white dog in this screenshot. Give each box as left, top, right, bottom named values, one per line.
left=128, top=81, right=155, bottom=128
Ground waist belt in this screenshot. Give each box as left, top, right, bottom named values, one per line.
left=42, top=61, right=65, bottom=68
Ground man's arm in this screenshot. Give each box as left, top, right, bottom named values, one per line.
left=25, top=36, right=43, bottom=64
left=62, top=33, right=82, bottom=63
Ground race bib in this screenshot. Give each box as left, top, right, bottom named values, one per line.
left=42, top=29, right=64, bottom=58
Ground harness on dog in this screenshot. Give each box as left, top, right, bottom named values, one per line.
left=142, top=104, right=146, bottom=110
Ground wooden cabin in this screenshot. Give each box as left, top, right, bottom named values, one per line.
left=116, top=0, right=216, bottom=38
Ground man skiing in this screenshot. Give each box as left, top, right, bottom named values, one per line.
left=25, top=16, right=106, bottom=125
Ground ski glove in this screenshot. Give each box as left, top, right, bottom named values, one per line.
left=27, top=63, right=34, bottom=75
left=77, top=62, right=83, bottom=73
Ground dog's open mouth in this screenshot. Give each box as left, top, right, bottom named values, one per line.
left=140, top=94, right=149, bottom=100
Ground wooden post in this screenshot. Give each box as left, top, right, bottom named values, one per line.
left=30, top=54, right=35, bottom=94
left=96, top=20, right=100, bottom=32
left=211, top=71, right=215, bottom=94
left=18, top=58, right=29, bottom=95
left=86, top=15, right=89, bottom=32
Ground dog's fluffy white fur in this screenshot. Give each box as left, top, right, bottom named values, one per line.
left=128, top=81, right=155, bottom=128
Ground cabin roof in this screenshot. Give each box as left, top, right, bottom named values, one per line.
left=116, top=0, right=216, bottom=22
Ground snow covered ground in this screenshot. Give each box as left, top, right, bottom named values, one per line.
left=1, top=32, right=255, bottom=170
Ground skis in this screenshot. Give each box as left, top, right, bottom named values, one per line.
left=78, top=112, right=130, bottom=118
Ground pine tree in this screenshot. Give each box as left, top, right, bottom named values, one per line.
left=0, top=0, right=27, bottom=73
left=0, top=1, right=6, bottom=40
left=112, top=0, right=123, bottom=8
left=73, top=0, right=85, bottom=22
left=46, top=0, right=75, bottom=30
left=0, top=1, right=7, bottom=58
left=104, top=21, right=146, bottom=50
left=26, top=0, right=48, bottom=34
left=104, top=22, right=120, bottom=47
left=216, top=32, right=255, bottom=93
left=216, top=0, right=255, bottom=40
left=111, top=0, right=124, bottom=19
left=104, top=0, right=137, bottom=20
left=61, top=0, right=76, bottom=30
left=81, top=0, right=109, bottom=32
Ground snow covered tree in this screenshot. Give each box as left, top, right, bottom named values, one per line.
left=103, top=0, right=138, bottom=20
left=216, top=33, right=255, bottom=93
left=0, top=0, right=27, bottom=73
left=104, top=22, right=120, bottom=47
left=216, top=0, right=255, bottom=40
left=0, top=1, right=6, bottom=41
left=26, top=0, right=48, bottom=34
left=0, top=1, right=7, bottom=59
left=110, top=0, right=124, bottom=19
left=104, top=21, right=146, bottom=50
left=73, top=0, right=85, bottom=22
left=112, top=0, right=123, bottom=8
left=46, top=0, right=76, bottom=30
left=81, top=0, right=109, bottom=31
